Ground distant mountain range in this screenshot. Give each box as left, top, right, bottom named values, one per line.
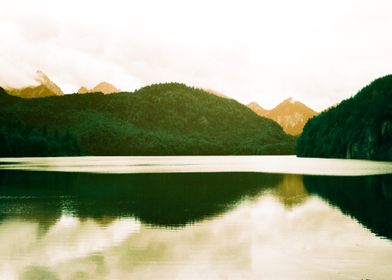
left=247, top=98, right=318, bottom=135
left=6, top=70, right=64, bottom=98
left=0, top=83, right=295, bottom=156
left=77, top=82, right=120, bottom=94
left=4, top=70, right=119, bottom=98
left=2, top=71, right=317, bottom=137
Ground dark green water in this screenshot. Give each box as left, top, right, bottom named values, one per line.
left=0, top=169, right=391, bottom=279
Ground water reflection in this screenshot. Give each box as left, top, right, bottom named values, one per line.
left=0, top=171, right=282, bottom=227
left=0, top=170, right=392, bottom=279
left=272, top=174, right=308, bottom=207
left=304, top=174, right=392, bottom=240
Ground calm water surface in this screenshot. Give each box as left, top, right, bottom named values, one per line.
left=0, top=156, right=391, bottom=280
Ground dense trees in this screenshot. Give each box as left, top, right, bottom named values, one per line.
left=0, top=122, right=80, bottom=157
left=297, top=75, right=392, bottom=161
left=0, top=83, right=295, bottom=156
left=0, top=87, right=79, bottom=156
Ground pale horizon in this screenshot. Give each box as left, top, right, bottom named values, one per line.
left=1, top=0, right=392, bottom=111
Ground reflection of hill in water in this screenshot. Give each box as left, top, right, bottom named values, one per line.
left=273, top=174, right=308, bottom=207
left=304, top=174, right=392, bottom=240
left=0, top=171, right=282, bottom=227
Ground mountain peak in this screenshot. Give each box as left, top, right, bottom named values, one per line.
left=78, top=82, right=120, bottom=94
left=35, top=70, right=64, bottom=96
left=247, top=98, right=318, bottom=135
left=265, top=99, right=318, bottom=135
left=286, top=97, right=295, bottom=104
left=247, top=101, right=260, bottom=107
left=95, top=81, right=114, bottom=87
left=5, top=70, right=64, bottom=98
left=77, top=86, right=89, bottom=94
left=91, top=81, right=119, bottom=94
left=247, top=102, right=268, bottom=116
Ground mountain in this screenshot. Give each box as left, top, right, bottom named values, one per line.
left=77, top=86, right=89, bottom=94
left=0, top=83, right=295, bottom=156
left=6, top=85, right=60, bottom=99
left=6, top=70, right=64, bottom=98
left=264, top=98, right=318, bottom=136
left=35, top=70, right=63, bottom=96
left=247, top=98, right=318, bottom=135
left=247, top=102, right=268, bottom=116
left=77, top=81, right=119, bottom=94
left=203, top=88, right=231, bottom=99
left=297, top=75, right=392, bottom=161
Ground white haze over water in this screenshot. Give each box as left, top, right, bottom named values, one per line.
left=1, top=0, right=392, bottom=110
left=0, top=156, right=391, bottom=176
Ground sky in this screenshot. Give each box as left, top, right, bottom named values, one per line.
left=0, top=0, right=392, bottom=111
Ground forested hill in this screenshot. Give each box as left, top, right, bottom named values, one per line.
left=0, top=83, right=295, bottom=156
left=0, top=86, right=7, bottom=96
left=297, top=76, right=392, bottom=161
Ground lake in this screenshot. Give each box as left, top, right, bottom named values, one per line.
left=0, top=156, right=391, bottom=279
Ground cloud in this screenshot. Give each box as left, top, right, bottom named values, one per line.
left=1, top=0, right=392, bottom=110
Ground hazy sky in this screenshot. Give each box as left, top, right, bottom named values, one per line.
left=1, top=0, right=391, bottom=111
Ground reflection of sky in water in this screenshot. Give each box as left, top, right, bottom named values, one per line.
left=1, top=194, right=392, bottom=280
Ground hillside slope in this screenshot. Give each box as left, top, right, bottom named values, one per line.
left=0, top=83, right=295, bottom=156
left=297, top=75, right=392, bottom=161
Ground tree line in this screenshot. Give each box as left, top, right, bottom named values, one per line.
left=0, top=83, right=296, bottom=156
left=297, top=75, right=392, bottom=161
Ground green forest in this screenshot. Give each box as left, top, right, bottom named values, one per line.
left=0, top=83, right=295, bottom=156
left=297, top=75, right=392, bottom=161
